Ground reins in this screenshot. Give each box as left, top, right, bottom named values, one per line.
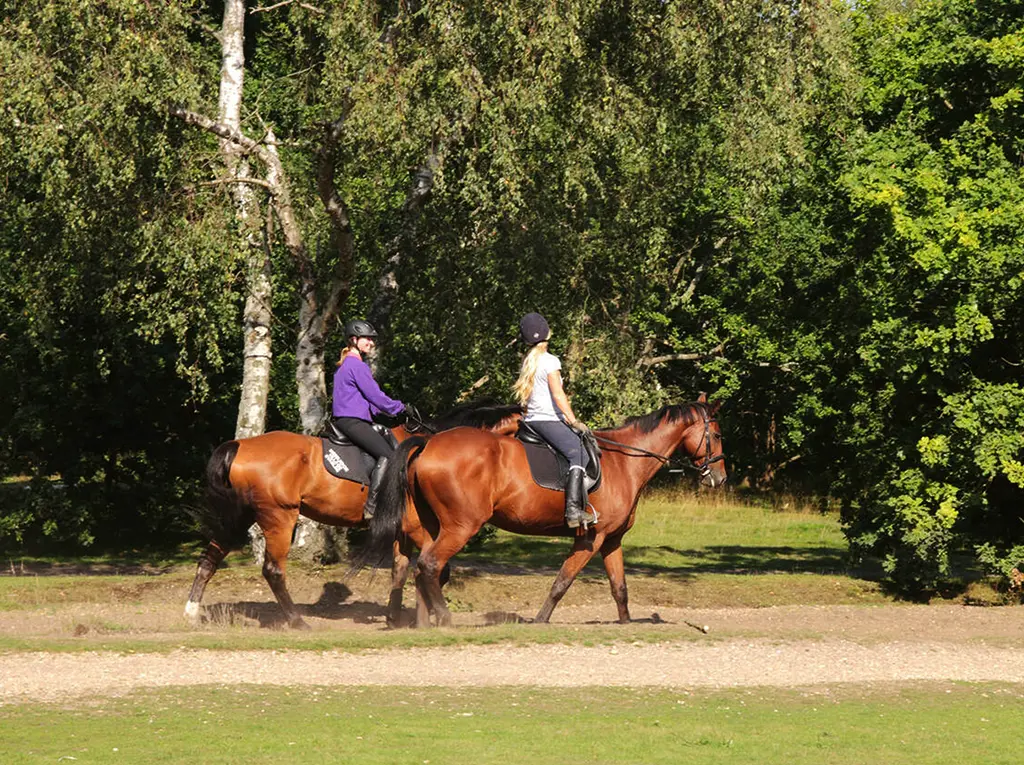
left=593, top=434, right=671, bottom=464
left=593, top=405, right=724, bottom=477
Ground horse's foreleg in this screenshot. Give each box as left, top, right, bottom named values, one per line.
left=535, top=532, right=605, bottom=624
left=184, top=541, right=229, bottom=621
left=387, top=536, right=412, bottom=628
left=262, top=520, right=309, bottom=630
left=600, top=535, right=630, bottom=624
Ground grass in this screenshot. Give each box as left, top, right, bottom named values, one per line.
left=1, top=683, right=1022, bottom=764
left=468, top=489, right=851, bottom=575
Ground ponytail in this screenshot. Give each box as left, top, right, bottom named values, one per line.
left=513, top=341, right=549, bottom=406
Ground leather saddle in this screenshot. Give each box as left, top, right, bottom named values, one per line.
left=515, top=421, right=602, bottom=493
left=319, top=422, right=397, bottom=485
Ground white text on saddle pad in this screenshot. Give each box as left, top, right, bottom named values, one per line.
left=326, top=449, right=349, bottom=473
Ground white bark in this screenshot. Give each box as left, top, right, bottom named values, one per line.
left=216, top=0, right=274, bottom=442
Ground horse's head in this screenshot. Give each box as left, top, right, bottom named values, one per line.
left=682, top=394, right=727, bottom=488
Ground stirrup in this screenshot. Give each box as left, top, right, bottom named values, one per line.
left=565, top=504, right=598, bottom=529
left=579, top=503, right=598, bottom=529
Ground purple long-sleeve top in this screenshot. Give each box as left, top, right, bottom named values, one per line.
left=332, top=355, right=405, bottom=421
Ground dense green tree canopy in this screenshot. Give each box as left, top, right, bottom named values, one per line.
left=0, top=0, right=1021, bottom=595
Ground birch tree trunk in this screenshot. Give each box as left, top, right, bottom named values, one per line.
left=218, top=0, right=273, bottom=441
left=217, top=0, right=273, bottom=563
left=264, top=130, right=329, bottom=435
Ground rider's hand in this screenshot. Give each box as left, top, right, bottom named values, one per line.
left=405, top=403, right=422, bottom=424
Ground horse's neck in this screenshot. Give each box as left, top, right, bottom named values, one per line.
left=602, top=411, right=695, bottom=487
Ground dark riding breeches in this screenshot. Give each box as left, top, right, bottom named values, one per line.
left=527, top=419, right=589, bottom=469
left=332, top=417, right=394, bottom=459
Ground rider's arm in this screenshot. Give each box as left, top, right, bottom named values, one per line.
left=547, top=371, right=581, bottom=427
left=351, top=359, right=405, bottom=417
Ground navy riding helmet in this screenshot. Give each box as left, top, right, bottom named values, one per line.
left=519, top=312, right=551, bottom=346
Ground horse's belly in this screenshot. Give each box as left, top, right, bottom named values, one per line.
left=298, top=480, right=366, bottom=526
left=491, top=496, right=569, bottom=537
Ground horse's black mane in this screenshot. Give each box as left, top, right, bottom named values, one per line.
left=430, top=398, right=523, bottom=430
left=614, top=402, right=708, bottom=434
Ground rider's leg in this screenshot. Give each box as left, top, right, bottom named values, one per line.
left=333, top=417, right=393, bottom=519
left=528, top=420, right=594, bottom=528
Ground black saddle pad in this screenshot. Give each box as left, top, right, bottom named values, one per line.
left=516, top=429, right=602, bottom=493
left=320, top=439, right=375, bottom=485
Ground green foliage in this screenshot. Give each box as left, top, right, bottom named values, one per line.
left=831, top=0, right=1024, bottom=593
left=2, top=0, right=1021, bottom=600
left=0, top=0, right=242, bottom=546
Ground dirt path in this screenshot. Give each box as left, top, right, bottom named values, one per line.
left=2, top=603, right=1023, bottom=704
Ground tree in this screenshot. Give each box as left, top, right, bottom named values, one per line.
left=0, top=0, right=242, bottom=546
left=828, top=0, right=1024, bottom=592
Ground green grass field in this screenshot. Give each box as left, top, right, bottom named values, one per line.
left=473, top=489, right=852, bottom=575
left=2, top=683, right=1022, bottom=765
left=0, top=492, right=1020, bottom=763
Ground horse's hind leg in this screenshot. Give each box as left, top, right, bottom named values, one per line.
left=415, top=530, right=474, bottom=627
left=262, top=519, right=309, bottom=630
left=387, top=536, right=412, bottom=628
left=184, top=541, right=229, bottom=621
left=534, top=531, right=606, bottom=624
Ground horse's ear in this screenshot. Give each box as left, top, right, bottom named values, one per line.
left=697, top=391, right=708, bottom=403
left=709, top=399, right=722, bottom=416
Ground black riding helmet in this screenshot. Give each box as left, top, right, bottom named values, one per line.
left=344, top=319, right=378, bottom=341
left=519, top=312, right=550, bottom=346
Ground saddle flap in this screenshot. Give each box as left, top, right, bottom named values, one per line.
left=321, top=438, right=375, bottom=485
left=516, top=423, right=602, bottom=493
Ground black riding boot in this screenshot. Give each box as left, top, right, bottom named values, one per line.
left=564, top=466, right=587, bottom=528
left=363, top=455, right=389, bottom=520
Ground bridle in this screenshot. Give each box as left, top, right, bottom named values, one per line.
left=593, top=405, right=724, bottom=479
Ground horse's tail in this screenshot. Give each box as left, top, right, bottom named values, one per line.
left=191, top=440, right=253, bottom=548
left=368, top=435, right=429, bottom=554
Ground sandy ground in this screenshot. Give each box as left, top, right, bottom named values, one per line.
left=2, top=601, right=1023, bottom=704
left=2, top=637, right=1024, bottom=704
left=2, top=562, right=1023, bottom=704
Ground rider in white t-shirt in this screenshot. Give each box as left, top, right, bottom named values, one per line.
left=513, top=313, right=595, bottom=529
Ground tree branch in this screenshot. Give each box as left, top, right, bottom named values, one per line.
left=316, top=116, right=355, bottom=328
left=193, top=177, right=276, bottom=191
left=168, top=106, right=270, bottom=165
left=456, top=375, right=490, bottom=402
left=251, top=0, right=325, bottom=14
left=640, top=342, right=726, bottom=367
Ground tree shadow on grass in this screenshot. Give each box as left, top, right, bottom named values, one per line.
left=457, top=536, right=867, bottom=580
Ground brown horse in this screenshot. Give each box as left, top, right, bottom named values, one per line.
left=185, top=401, right=521, bottom=629
left=369, top=395, right=727, bottom=627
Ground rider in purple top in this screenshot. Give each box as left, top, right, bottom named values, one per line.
left=331, top=319, right=406, bottom=519
left=332, top=351, right=405, bottom=421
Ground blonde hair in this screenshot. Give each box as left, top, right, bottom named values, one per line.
left=336, top=342, right=359, bottom=366
left=513, top=341, right=549, bottom=406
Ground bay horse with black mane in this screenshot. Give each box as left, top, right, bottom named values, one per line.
left=185, top=401, right=521, bottom=629
left=368, top=395, right=726, bottom=627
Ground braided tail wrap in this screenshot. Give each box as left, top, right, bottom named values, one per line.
left=368, top=435, right=429, bottom=555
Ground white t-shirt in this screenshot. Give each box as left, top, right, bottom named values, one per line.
left=524, top=352, right=563, bottom=422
